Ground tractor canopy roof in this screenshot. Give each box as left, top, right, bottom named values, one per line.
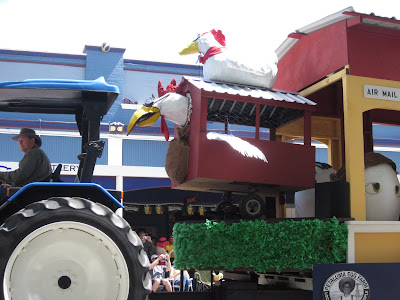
left=0, top=77, right=119, bottom=116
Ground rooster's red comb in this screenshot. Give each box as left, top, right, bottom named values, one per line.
left=203, top=29, right=226, bottom=46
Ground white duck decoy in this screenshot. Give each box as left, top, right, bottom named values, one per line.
left=179, top=29, right=278, bottom=89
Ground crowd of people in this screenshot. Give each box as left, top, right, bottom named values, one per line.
left=138, top=231, right=192, bottom=292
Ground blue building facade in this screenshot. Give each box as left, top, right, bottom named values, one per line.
left=0, top=46, right=399, bottom=194
left=0, top=46, right=202, bottom=192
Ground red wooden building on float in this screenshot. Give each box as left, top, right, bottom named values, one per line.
left=172, top=77, right=317, bottom=205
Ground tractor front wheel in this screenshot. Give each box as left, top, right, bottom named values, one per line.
left=0, top=197, right=151, bottom=300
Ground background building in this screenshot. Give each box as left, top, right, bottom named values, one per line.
left=0, top=46, right=202, bottom=192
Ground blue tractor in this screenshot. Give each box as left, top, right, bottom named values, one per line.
left=0, top=78, right=151, bottom=300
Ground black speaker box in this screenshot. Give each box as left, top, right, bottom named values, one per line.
left=315, top=181, right=350, bottom=218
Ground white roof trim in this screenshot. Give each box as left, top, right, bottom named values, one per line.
left=275, top=7, right=355, bottom=61
left=295, top=6, right=355, bottom=35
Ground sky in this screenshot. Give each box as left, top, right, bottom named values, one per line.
left=0, top=0, right=399, bottom=65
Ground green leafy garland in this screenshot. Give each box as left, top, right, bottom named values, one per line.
left=173, top=218, right=348, bottom=273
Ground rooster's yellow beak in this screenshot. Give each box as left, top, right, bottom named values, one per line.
left=126, top=106, right=161, bottom=135
left=179, top=41, right=200, bottom=55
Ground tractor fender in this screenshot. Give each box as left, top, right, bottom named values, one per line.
left=0, top=182, right=123, bottom=224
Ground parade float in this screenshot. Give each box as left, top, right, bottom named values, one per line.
left=128, top=7, right=400, bottom=300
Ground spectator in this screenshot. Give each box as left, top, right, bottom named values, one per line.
left=165, top=235, right=175, bottom=261
left=169, top=265, right=191, bottom=291
left=195, top=270, right=223, bottom=290
left=156, top=237, right=169, bottom=256
left=139, top=232, right=156, bottom=260
left=150, top=254, right=172, bottom=292
left=0, top=128, right=51, bottom=186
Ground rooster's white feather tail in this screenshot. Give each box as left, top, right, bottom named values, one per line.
left=206, top=132, right=268, bottom=163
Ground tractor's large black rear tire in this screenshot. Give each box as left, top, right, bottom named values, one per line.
left=0, top=197, right=151, bottom=300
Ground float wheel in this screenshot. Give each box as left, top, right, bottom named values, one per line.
left=239, top=194, right=266, bottom=219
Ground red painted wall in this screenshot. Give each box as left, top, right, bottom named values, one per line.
left=194, top=133, right=315, bottom=189
left=347, top=25, right=400, bottom=81
left=274, top=21, right=349, bottom=92
left=275, top=18, right=400, bottom=93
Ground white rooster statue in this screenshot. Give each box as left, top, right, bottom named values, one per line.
left=126, top=79, right=191, bottom=141
left=179, top=29, right=278, bottom=89
left=126, top=78, right=268, bottom=163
